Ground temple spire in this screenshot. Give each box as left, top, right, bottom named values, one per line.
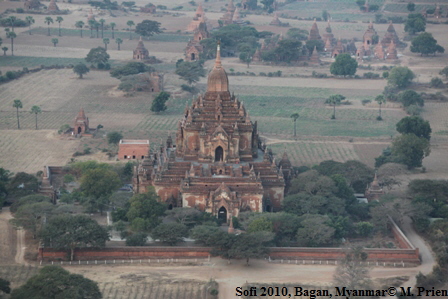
left=215, top=41, right=222, bottom=68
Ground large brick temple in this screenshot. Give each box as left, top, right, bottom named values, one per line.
left=133, top=45, right=291, bottom=222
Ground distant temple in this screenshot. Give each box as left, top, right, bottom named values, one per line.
left=133, top=37, right=149, bottom=60
left=73, top=108, right=89, bottom=135
left=381, top=21, right=399, bottom=47
left=308, top=19, right=322, bottom=41
left=24, top=0, right=41, bottom=10
left=185, top=20, right=210, bottom=61
left=47, top=0, right=59, bottom=11
left=133, top=44, right=291, bottom=220
left=187, top=3, right=206, bottom=32
left=365, top=172, right=385, bottom=201
left=220, top=0, right=236, bottom=26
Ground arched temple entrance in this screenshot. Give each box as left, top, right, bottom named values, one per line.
left=215, top=146, right=223, bottom=162
left=218, top=206, right=227, bottom=222
left=77, top=127, right=82, bottom=134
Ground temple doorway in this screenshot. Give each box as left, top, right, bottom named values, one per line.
left=191, top=53, right=195, bottom=60
left=218, top=206, right=227, bottom=222
left=215, top=146, right=223, bottom=162
left=77, top=127, right=82, bottom=134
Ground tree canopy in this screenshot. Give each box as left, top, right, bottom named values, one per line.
left=404, top=13, right=426, bottom=35
left=387, top=66, right=415, bottom=88
left=398, top=90, right=424, bottom=107
left=110, top=61, right=153, bottom=79
left=330, top=54, right=358, bottom=77
left=126, top=188, right=166, bottom=232
left=175, top=60, right=205, bottom=85
left=391, top=134, right=430, bottom=169
left=410, top=32, right=445, bottom=56
left=73, top=63, right=89, bottom=79
left=40, top=214, right=109, bottom=260
left=150, top=91, right=170, bottom=112
left=11, top=266, right=101, bottom=299
left=135, top=20, right=162, bottom=37
left=107, top=131, right=123, bottom=144
left=151, top=222, right=188, bottom=245
left=396, top=116, right=431, bottom=140
left=80, top=167, right=121, bottom=200
left=85, top=47, right=110, bottom=68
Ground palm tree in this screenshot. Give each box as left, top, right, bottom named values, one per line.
left=75, top=21, right=84, bottom=38
left=56, top=16, right=63, bottom=36
left=127, top=20, right=135, bottom=40
left=45, top=17, right=54, bottom=36
left=26, top=16, right=35, bottom=35
left=94, top=21, right=100, bottom=38
left=99, top=19, right=105, bottom=38
left=13, top=99, right=23, bottom=129
left=115, top=37, right=122, bottom=50
left=103, top=38, right=109, bottom=50
left=51, top=38, right=58, bottom=47
left=88, top=19, right=95, bottom=38
left=2, top=47, right=7, bottom=56
left=8, top=16, right=17, bottom=32
left=375, top=94, right=386, bottom=120
left=6, top=30, right=16, bottom=56
left=326, top=94, right=345, bottom=119
left=110, top=22, right=116, bottom=39
left=290, top=113, right=299, bottom=138
left=30, top=105, right=42, bottom=130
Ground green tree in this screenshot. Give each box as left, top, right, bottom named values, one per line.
left=261, top=0, right=274, bottom=11
left=103, top=37, right=109, bottom=50
left=247, top=217, right=273, bottom=233
left=6, top=30, right=16, bottom=56
left=115, top=37, right=123, bottom=50
left=330, top=53, right=358, bottom=77
left=440, top=66, right=448, bottom=79
left=296, top=214, right=335, bottom=246
left=107, top=131, right=123, bottom=144
left=411, top=32, right=445, bottom=56
left=150, top=91, right=170, bottom=112
left=127, top=20, right=135, bottom=40
left=51, top=38, right=58, bottom=47
left=99, top=18, right=105, bottom=38
left=228, top=232, right=273, bottom=265
left=375, top=94, right=386, bottom=120
left=239, top=51, right=253, bottom=68
left=75, top=21, right=84, bottom=38
left=110, top=22, right=116, bottom=39
left=407, top=2, right=415, bottom=11
left=25, top=16, right=35, bottom=35
left=175, top=60, right=205, bottom=85
left=30, top=105, right=41, bottom=129
left=387, top=66, right=415, bottom=88
left=125, top=232, right=147, bottom=246
left=10, top=202, right=54, bottom=238
left=322, top=10, right=329, bottom=21
left=273, top=39, right=302, bottom=63
left=73, top=63, right=90, bottom=79
left=44, top=16, right=53, bottom=36
left=110, top=61, right=153, bottom=78
left=392, top=134, right=430, bottom=169
left=7, top=16, right=16, bottom=32
left=325, top=94, right=346, bottom=119
left=190, top=225, right=226, bottom=246
left=404, top=13, right=425, bottom=35
left=80, top=168, right=121, bottom=206
left=85, top=47, right=110, bottom=68
left=398, top=90, right=424, bottom=107
left=40, top=214, right=109, bottom=260
left=13, top=99, right=22, bottom=129
left=88, top=19, right=95, bottom=38
left=11, top=266, right=101, bottom=299
left=151, top=222, right=188, bottom=245
left=2, top=47, right=7, bottom=56
left=396, top=116, right=431, bottom=140
left=55, top=16, right=63, bottom=36
left=290, top=112, right=299, bottom=137
left=0, top=278, right=10, bottom=296
left=135, top=20, right=162, bottom=37
left=126, top=188, right=166, bottom=232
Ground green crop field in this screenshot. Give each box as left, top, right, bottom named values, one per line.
left=269, top=141, right=359, bottom=166
left=26, top=28, right=192, bottom=43
left=0, top=56, right=85, bottom=67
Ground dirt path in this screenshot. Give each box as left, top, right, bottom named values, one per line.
left=0, top=208, right=27, bottom=266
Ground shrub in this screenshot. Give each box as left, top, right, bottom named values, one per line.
left=363, top=72, right=380, bottom=79
left=361, top=99, right=372, bottom=105
left=430, top=77, right=444, bottom=88
left=125, top=232, right=148, bottom=246
left=405, top=104, right=422, bottom=116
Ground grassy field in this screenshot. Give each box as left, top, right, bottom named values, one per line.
left=26, top=28, right=192, bottom=43
left=0, top=56, right=126, bottom=68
